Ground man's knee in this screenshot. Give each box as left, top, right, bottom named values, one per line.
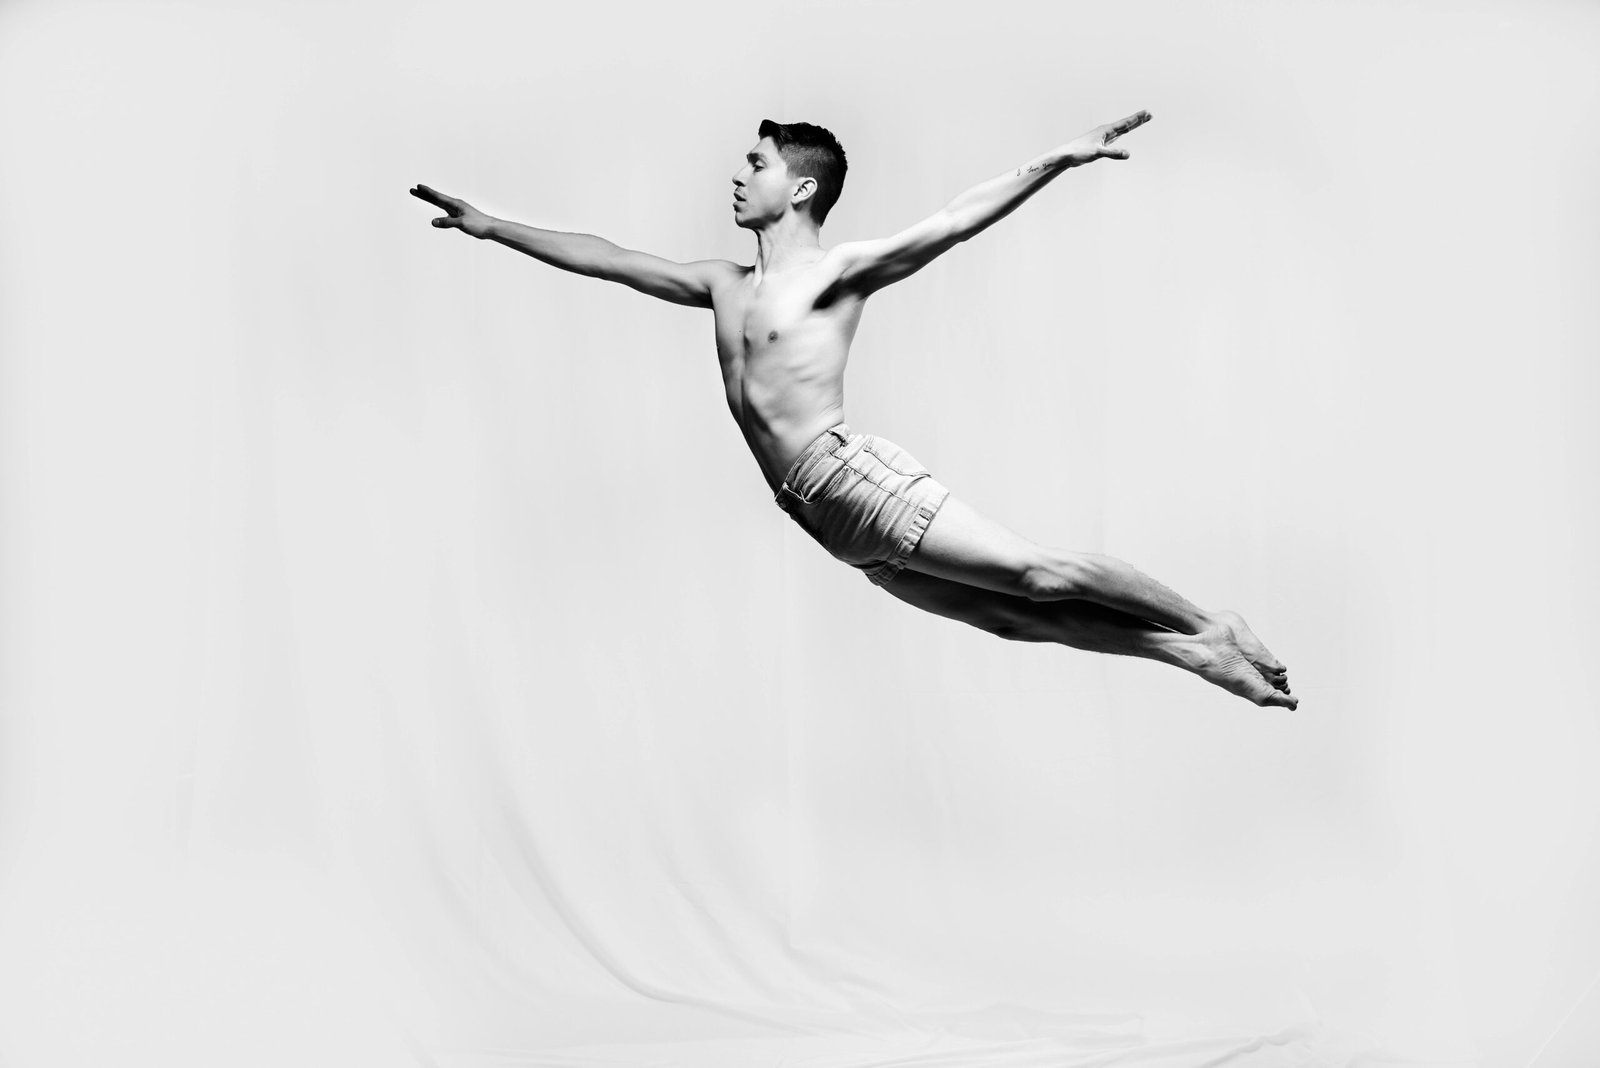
left=1018, top=551, right=1084, bottom=601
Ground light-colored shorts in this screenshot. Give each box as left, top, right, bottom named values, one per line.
left=773, top=422, right=951, bottom=586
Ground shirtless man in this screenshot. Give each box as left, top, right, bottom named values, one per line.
left=409, top=112, right=1297, bottom=708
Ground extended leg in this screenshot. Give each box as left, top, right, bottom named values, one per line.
left=907, top=495, right=1206, bottom=632
left=902, top=495, right=1296, bottom=708
left=881, top=567, right=1186, bottom=661
left=883, top=569, right=1295, bottom=708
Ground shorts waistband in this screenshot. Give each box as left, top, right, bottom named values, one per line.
left=774, top=421, right=853, bottom=503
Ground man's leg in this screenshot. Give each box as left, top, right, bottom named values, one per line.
left=882, top=568, right=1295, bottom=708
left=902, top=495, right=1296, bottom=707
left=882, top=568, right=1172, bottom=655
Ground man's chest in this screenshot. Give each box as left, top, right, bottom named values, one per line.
left=711, top=277, right=862, bottom=367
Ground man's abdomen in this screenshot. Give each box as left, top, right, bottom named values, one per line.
left=735, top=360, right=846, bottom=493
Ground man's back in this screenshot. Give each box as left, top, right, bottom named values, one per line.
left=707, top=251, right=869, bottom=494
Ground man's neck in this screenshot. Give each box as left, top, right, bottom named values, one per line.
left=753, top=214, right=823, bottom=280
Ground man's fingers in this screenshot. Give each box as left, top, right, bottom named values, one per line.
left=410, top=184, right=458, bottom=211
left=1105, top=110, right=1153, bottom=141
left=413, top=186, right=455, bottom=210
left=1113, top=109, right=1152, bottom=134
left=430, top=216, right=458, bottom=229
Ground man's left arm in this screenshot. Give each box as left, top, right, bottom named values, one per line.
left=829, top=111, right=1151, bottom=297
left=946, top=109, right=1150, bottom=239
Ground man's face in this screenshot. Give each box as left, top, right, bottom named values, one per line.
left=731, top=138, right=793, bottom=227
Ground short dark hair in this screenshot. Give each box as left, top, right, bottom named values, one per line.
left=758, top=119, right=847, bottom=225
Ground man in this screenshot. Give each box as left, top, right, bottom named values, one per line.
left=409, top=112, right=1297, bottom=708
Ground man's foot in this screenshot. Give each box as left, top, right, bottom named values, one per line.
left=1211, top=609, right=1292, bottom=696
left=1172, top=617, right=1298, bottom=709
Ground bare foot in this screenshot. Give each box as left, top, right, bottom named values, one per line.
left=1177, top=620, right=1299, bottom=709
left=1212, top=609, right=1291, bottom=696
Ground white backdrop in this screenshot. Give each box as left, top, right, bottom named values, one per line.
left=2, top=1, right=1597, bottom=1065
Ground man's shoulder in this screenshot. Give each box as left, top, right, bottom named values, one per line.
left=690, top=259, right=748, bottom=294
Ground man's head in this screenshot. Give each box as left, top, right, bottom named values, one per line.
left=731, top=119, right=847, bottom=230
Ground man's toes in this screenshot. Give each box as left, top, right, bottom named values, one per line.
left=1250, top=659, right=1288, bottom=690
left=1244, top=675, right=1298, bottom=708
left=1233, top=665, right=1297, bottom=708
left=1206, top=647, right=1297, bottom=708
left=1236, top=669, right=1285, bottom=706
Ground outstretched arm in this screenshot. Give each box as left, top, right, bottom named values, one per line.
left=409, top=184, right=733, bottom=309
left=828, top=111, right=1151, bottom=297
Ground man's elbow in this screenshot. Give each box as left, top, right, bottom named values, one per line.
left=940, top=208, right=978, bottom=244
left=583, top=241, right=624, bottom=281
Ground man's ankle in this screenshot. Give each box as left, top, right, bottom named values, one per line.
left=1146, top=630, right=1208, bottom=672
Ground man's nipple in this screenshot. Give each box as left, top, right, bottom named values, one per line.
left=767, top=330, right=779, bottom=343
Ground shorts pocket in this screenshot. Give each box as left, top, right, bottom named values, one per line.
left=863, top=437, right=929, bottom=478
left=786, top=453, right=852, bottom=505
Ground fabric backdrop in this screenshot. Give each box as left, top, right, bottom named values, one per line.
left=1, top=1, right=1597, bottom=1065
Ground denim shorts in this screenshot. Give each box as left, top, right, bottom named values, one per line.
left=773, top=422, right=951, bottom=586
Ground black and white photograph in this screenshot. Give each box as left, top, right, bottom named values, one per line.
left=0, top=1, right=1595, bottom=1065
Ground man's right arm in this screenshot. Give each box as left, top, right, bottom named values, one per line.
left=479, top=216, right=614, bottom=276
left=484, top=218, right=735, bottom=309
left=409, top=185, right=732, bottom=310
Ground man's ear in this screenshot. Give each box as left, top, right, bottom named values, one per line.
left=791, top=176, right=817, bottom=209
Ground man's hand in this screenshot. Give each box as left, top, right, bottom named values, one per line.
left=1060, top=110, right=1152, bottom=167
left=410, top=184, right=493, bottom=239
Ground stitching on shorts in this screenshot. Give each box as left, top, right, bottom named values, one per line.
left=795, top=463, right=864, bottom=508
left=844, top=497, right=939, bottom=583
left=785, top=429, right=853, bottom=491
left=863, top=439, right=928, bottom=479
left=790, top=455, right=855, bottom=505
left=844, top=454, right=926, bottom=506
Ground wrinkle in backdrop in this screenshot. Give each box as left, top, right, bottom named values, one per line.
left=0, top=1, right=1597, bottom=1066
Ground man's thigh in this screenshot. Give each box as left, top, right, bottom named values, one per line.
left=878, top=567, right=1040, bottom=642
left=902, top=494, right=1052, bottom=597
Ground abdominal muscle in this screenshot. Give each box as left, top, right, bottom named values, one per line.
left=732, top=350, right=847, bottom=495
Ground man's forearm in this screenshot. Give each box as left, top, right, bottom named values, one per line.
left=942, top=145, right=1076, bottom=241
left=1071, top=553, right=1214, bottom=635
left=481, top=217, right=616, bottom=277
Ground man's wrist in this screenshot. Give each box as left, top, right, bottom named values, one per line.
left=1010, top=147, right=1074, bottom=181
left=1044, top=145, right=1080, bottom=171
